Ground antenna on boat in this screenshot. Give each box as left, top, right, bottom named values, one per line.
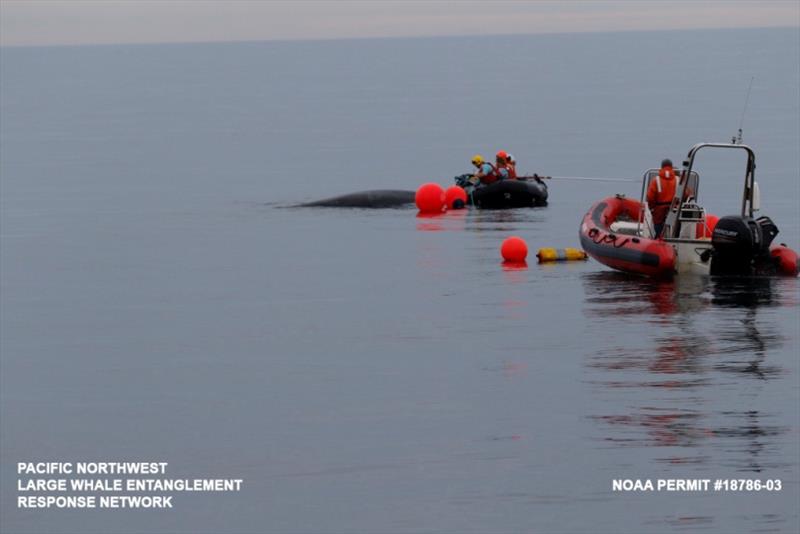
left=732, top=76, right=754, bottom=144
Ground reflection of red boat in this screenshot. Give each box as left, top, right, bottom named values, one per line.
left=580, top=142, right=799, bottom=278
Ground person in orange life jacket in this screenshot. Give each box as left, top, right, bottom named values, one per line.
left=470, top=154, right=499, bottom=185
left=495, top=151, right=511, bottom=180
left=505, top=153, right=518, bottom=179
left=646, top=158, right=692, bottom=237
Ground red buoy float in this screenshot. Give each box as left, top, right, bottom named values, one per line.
left=770, top=244, right=800, bottom=276
left=444, top=185, right=468, bottom=209
left=501, top=236, right=528, bottom=263
left=415, top=183, right=446, bottom=213
left=696, top=213, right=720, bottom=239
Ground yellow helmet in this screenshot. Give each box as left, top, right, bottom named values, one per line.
left=471, top=154, right=484, bottom=165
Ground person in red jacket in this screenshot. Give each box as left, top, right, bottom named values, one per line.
left=470, top=154, right=499, bottom=185
left=647, top=158, right=691, bottom=237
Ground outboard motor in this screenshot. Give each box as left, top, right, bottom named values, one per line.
left=710, top=215, right=780, bottom=275
left=755, top=216, right=779, bottom=249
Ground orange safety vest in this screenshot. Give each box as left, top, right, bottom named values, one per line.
left=646, top=166, right=677, bottom=224
left=505, top=162, right=517, bottom=180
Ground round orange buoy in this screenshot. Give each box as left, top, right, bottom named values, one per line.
left=696, top=213, right=720, bottom=239
left=501, top=236, right=528, bottom=263
left=771, top=244, right=800, bottom=276
left=444, top=185, right=468, bottom=209
left=415, top=183, right=446, bottom=213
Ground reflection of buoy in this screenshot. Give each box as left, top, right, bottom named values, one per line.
left=415, top=183, right=446, bottom=213
left=501, top=236, right=528, bottom=263
left=444, top=185, right=468, bottom=209
left=536, top=247, right=588, bottom=262
left=696, top=214, right=720, bottom=239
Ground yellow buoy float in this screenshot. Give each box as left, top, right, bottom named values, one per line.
left=536, top=247, right=588, bottom=263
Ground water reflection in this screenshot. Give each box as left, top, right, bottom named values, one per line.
left=592, top=408, right=710, bottom=448
left=584, top=273, right=712, bottom=386
left=707, top=277, right=786, bottom=380
left=709, top=276, right=778, bottom=308
left=501, top=261, right=528, bottom=289
left=582, top=273, right=793, bottom=475
left=582, top=272, right=710, bottom=319
left=463, top=208, right=545, bottom=234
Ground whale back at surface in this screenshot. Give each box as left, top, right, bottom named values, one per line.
left=297, top=189, right=416, bottom=208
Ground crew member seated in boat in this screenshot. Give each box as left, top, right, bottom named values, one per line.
left=470, top=154, right=499, bottom=185
left=506, top=153, right=518, bottom=179
left=646, top=158, right=692, bottom=237
left=495, top=151, right=512, bottom=180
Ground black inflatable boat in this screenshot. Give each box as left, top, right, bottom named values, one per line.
left=454, top=174, right=549, bottom=209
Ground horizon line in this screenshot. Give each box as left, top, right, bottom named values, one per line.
left=2, top=24, right=798, bottom=50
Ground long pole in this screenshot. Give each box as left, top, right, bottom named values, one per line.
left=733, top=76, right=755, bottom=144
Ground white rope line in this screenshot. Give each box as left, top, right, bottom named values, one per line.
left=548, top=176, right=638, bottom=183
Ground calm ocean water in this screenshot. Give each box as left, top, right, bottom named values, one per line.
left=1, top=28, right=799, bottom=534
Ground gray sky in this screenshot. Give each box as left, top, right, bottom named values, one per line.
left=1, top=0, right=798, bottom=47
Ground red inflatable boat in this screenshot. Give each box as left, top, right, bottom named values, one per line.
left=579, top=142, right=799, bottom=278
left=580, top=196, right=677, bottom=278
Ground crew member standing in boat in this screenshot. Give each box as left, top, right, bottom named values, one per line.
left=647, top=158, right=678, bottom=237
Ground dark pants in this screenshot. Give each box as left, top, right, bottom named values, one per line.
left=654, top=223, right=664, bottom=237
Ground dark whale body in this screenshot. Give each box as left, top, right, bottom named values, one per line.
left=297, top=189, right=416, bottom=208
